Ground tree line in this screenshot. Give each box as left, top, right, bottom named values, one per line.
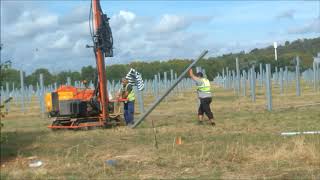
left=1, top=37, right=319, bottom=89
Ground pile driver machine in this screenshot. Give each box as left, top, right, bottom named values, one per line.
left=45, top=0, right=126, bottom=129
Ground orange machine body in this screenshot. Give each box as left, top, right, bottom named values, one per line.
left=45, top=85, right=95, bottom=112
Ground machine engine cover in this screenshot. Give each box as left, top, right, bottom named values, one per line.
left=57, top=100, right=99, bottom=117
left=71, top=101, right=93, bottom=117
left=59, top=100, right=75, bottom=116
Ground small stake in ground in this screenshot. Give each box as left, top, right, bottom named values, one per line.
left=151, top=118, right=158, bottom=149
left=175, top=136, right=182, bottom=145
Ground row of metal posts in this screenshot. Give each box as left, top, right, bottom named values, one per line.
left=2, top=67, right=198, bottom=115
left=0, top=72, right=47, bottom=114
left=214, top=55, right=320, bottom=111
left=2, top=56, right=319, bottom=115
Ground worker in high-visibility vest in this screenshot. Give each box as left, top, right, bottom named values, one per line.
left=189, top=69, right=215, bottom=126
left=119, top=78, right=135, bottom=125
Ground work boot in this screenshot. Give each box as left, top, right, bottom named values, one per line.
left=209, top=119, right=215, bottom=127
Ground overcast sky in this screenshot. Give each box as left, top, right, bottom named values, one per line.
left=1, top=0, right=319, bottom=74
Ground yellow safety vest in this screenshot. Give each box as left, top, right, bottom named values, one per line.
left=197, top=78, right=211, bottom=93
left=124, top=84, right=135, bottom=101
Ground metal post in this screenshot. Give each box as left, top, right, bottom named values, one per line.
left=222, top=68, right=225, bottom=79
left=28, top=85, right=32, bottom=103
left=266, top=64, right=272, bottom=111
left=232, top=70, right=236, bottom=94
left=202, top=69, right=206, bottom=78
left=196, top=66, right=201, bottom=73
left=39, top=74, right=45, bottom=115
left=275, top=67, right=278, bottom=85
left=174, top=73, right=179, bottom=94
left=137, top=87, right=144, bottom=114
left=280, top=67, right=284, bottom=95
left=285, top=66, right=288, bottom=91
left=131, top=50, right=208, bottom=128
left=157, top=73, right=161, bottom=93
left=12, top=82, right=17, bottom=105
left=242, top=70, right=246, bottom=96
left=67, top=77, right=71, bottom=86
left=111, top=80, right=115, bottom=95
left=236, top=57, right=240, bottom=96
left=164, top=71, right=168, bottom=102
left=1, top=86, right=3, bottom=101
left=170, top=69, right=174, bottom=86
left=296, top=56, right=301, bottom=96
left=226, top=67, right=229, bottom=89
left=251, top=66, right=256, bottom=102
left=313, top=61, right=318, bottom=92
left=259, top=63, right=263, bottom=88
left=248, top=69, right=251, bottom=88
left=5, top=82, right=10, bottom=112
left=222, top=68, right=225, bottom=89
left=318, top=62, right=320, bottom=92
left=20, top=70, right=25, bottom=113
left=318, top=63, right=320, bottom=91
left=154, top=75, right=159, bottom=99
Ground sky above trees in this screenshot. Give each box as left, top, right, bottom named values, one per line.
left=1, top=1, right=319, bottom=74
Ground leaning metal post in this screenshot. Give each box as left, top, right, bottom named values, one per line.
left=131, top=50, right=209, bottom=128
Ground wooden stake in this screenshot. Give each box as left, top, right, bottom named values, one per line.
left=151, top=118, right=158, bottom=149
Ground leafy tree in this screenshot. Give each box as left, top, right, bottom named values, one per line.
left=71, top=71, right=81, bottom=82
left=1, top=37, right=319, bottom=86
left=81, top=66, right=96, bottom=83
left=106, top=64, right=130, bottom=81
left=25, top=68, right=54, bottom=86
left=1, top=68, right=20, bottom=89
left=285, top=41, right=290, bottom=46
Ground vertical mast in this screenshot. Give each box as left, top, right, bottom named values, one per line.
left=92, top=0, right=109, bottom=121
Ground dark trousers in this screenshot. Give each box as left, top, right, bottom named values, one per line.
left=198, top=97, right=214, bottom=119
left=124, top=101, right=135, bottom=125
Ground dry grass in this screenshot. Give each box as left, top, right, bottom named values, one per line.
left=1, top=82, right=320, bottom=179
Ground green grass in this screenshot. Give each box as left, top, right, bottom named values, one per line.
left=1, top=84, right=320, bottom=179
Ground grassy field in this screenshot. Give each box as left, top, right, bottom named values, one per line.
left=1, top=83, right=320, bottom=179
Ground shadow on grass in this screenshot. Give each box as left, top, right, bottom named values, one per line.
left=0, top=130, right=48, bottom=164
